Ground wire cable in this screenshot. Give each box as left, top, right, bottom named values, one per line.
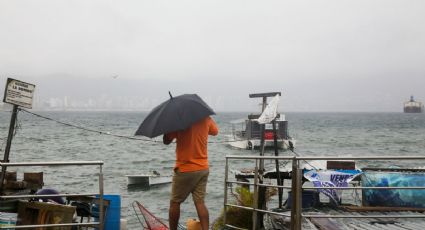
left=283, top=140, right=318, bottom=170
left=20, top=109, right=160, bottom=143
left=17, top=108, right=324, bottom=172
left=19, top=109, right=253, bottom=144
left=18, top=108, right=320, bottom=171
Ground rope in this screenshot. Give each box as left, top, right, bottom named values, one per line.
left=283, top=140, right=318, bottom=170
left=17, top=108, right=322, bottom=171
left=20, top=109, right=160, bottom=143
left=13, top=109, right=323, bottom=172
left=16, top=109, right=324, bottom=172
left=18, top=109, right=259, bottom=144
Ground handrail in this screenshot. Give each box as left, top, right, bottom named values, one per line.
left=223, top=155, right=425, bottom=230
left=226, top=155, right=425, bottom=160
left=0, top=160, right=104, bottom=230
left=302, top=214, right=425, bottom=218
left=0, top=161, right=104, bottom=166
left=6, top=222, right=100, bottom=229
left=0, top=193, right=100, bottom=199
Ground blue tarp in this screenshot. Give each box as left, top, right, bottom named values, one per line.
left=362, top=171, right=425, bottom=208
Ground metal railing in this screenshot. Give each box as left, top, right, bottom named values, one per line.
left=223, top=155, right=425, bottom=230
left=0, top=160, right=104, bottom=229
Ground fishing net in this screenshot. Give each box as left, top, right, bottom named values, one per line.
left=134, top=201, right=169, bottom=230
left=133, top=201, right=187, bottom=230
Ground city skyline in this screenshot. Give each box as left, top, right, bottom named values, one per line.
left=1, top=75, right=421, bottom=112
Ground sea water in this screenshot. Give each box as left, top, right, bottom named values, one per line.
left=1, top=111, right=424, bottom=229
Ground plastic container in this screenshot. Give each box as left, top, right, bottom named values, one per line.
left=286, top=190, right=320, bottom=209
left=186, top=218, right=201, bottom=230
left=95, top=194, right=121, bottom=230
left=120, top=218, right=127, bottom=230
left=0, top=212, right=17, bottom=229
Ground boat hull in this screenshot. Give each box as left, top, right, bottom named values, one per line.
left=228, top=139, right=295, bottom=150
left=126, top=175, right=172, bottom=187
left=404, top=107, right=423, bottom=113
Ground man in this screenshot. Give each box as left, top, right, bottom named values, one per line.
left=163, top=116, right=218, bottom=230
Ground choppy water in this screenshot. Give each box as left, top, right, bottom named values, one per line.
left=1, top=111, right=425, bottom=229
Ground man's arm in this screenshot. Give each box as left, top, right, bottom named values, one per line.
left=208, top=118, right=219, bottom=136
left=163, top=133, right=174, bottom=145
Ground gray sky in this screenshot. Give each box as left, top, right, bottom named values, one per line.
left=1, top=0, right=424, bottom=112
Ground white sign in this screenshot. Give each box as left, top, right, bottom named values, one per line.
left=3, top=78, right=36, bottom=109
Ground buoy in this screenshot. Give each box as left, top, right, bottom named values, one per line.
left=186, top=218, right=201, bottom=230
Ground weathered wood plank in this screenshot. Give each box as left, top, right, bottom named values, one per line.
left=310, top=218, right=343, bottom=230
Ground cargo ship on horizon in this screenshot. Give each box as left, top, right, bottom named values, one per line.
left=404, top=95, right=424, bottom=113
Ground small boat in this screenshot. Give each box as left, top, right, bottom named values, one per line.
left=126, top=171, right=172, bottom=187
left=229, top=114, right=295, bottom=150
left=404, top=95, right=424, bottom=113
left=228, top=92, right=295, bottom=150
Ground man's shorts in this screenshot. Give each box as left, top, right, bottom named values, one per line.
left=170, top=169, right=209, bottom=203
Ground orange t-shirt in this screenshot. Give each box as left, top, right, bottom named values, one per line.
left=165, top=117, right=218, bottom=172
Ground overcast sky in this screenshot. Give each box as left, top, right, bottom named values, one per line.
left=1, top=0, right=424, bottom=112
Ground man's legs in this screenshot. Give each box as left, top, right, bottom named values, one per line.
left=170, top=169, right=209, bottom=230
left=169, top=201, right=181, bottom=230
left=192, top=170, right=209, bottom=230
left=194, top=200, right=209, bottom=230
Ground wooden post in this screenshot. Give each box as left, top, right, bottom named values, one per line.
left=290, top=158, right=302, bottom=230
left=0, top=105, right=19, bottom=193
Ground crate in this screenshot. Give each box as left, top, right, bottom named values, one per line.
left=286, top=190, right=320, bottom=209
left=4, top=171, right=17, bottom=181
left=23, top=172, right=43, bottom=185
left=17, top=201, right=75, bottom=229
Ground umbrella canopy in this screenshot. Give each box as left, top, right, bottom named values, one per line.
left=135, top=93, right=215, bottom=138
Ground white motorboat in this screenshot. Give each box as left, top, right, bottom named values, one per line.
left=126, top=172, right=172, bottom=187
left=228, top=92, right=295, bottom=150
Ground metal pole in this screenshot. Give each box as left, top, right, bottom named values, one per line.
left=255, top=96, right=268, bottom=229
left=99, top=165, right=104, bottom=230
left=272, top=120, right=283, bottom=208
left=0, top=105, right=19, bottom=193
left=262, top=97, right=267, bottom=111
left=223, top=157, right=229, bottom=227
left=252, top=159, right=259, bottom=230
left=295, top=167, right=302, bottom=230
left=257, top=124, right=266, bottom=229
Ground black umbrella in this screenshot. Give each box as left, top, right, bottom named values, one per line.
left=135, top=93, right=215, bottom=138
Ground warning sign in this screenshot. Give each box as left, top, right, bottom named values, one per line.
left=3, top=78, right=36, bottom=109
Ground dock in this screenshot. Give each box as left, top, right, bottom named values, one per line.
left=222, top=155, right=425, bottom=230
